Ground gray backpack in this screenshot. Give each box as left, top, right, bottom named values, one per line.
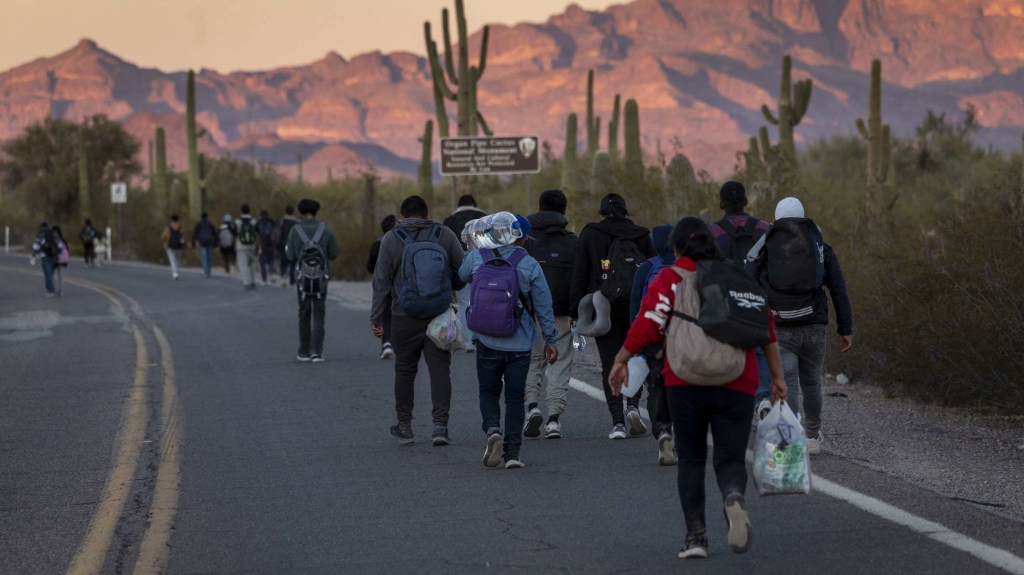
left=294, top=224, right=329, bottom=299
left=665, top=266, right=746, bottom=385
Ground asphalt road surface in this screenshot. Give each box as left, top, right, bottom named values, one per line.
left=2, top=254, right=1023, bottom=574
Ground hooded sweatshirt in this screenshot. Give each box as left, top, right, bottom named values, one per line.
left=526, top=211, right=578, bottom=315
left=443, top=206, right=486, bottom=250
left=629, top=223, right=673, bottom=322
left=569, top=216, right=656, bottom=319
left=370, top=217, right=465, bottom=325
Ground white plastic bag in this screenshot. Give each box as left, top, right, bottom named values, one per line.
left=426, top=306, right=465, bottom=352
left=752, top=401, right=811, bottom=496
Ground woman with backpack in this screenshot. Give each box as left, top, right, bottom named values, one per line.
left=161, top=214, right=186, bottom=280
left=51, top=225, right=71, bottom=296
left=609, top=217, right=787, bottom=560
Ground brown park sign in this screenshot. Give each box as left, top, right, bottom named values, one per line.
left=439, top=136, right=541, bottom=176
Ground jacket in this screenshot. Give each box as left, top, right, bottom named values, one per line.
left=277, top=215, right=299, bottom=251
left=192, top=220, right=217, bottom=248
left=256, top=217, right=277, bottom=253
left=284, top=217, right=341, bottom=265
left=366, top=237, right=383, bottom=275
left=443, top=206, right=485, bottom=250
left=569, top=216, right=656, bottom=319
left=525, top=211, right=578, bottom=316
left=459, top=245, right=559, bottom=352
left=370, top=218, right=466, bottom=325
left=629, top=223, right=674, bottom=322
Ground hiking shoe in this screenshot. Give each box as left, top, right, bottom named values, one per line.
left=390, top=423, right=414, bottom=445
left=678, top=533, right=708, bottom=559
left=756, top=399, right=772, bottom=421
left=310, top=354, right=324, bottom=363
left=523, top=407, right=543, bottom=438
left=626, top=406, right=647, bottom=436
left=608, top=423, right=627, bottom=440
left=504, top=452, right=525, bottom=469
left=806, top=431, right=823, bottom=455
left=483, top=430, right=503, bottom=467
left=380, top=343, right=395, bottom=360
left=658, top=431, right=677, bottom=466
left=544, top=420, right=562, bottom=439
left=297, top=353, right=313, bottom=362
left=724, top=493, right=752, bottom=554
left=431, top=425, right=451, bottom=446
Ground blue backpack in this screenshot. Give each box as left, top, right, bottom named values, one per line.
left=642, top=256, right=672, bottom=299
left=394, top=225, right=452, bottom=319
left=467, top=249, right=528, bottom=337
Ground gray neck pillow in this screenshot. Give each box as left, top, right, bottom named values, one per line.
left=576, top=291, right=612, bottom=338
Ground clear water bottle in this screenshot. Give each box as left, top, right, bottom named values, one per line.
left=461, top=212, right=523, bottom=250
left=571, top=320, right=587, bottom=352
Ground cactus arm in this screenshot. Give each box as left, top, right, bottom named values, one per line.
left=468, top=66, right=478, bottom=135
left=594, top=116, right=601, bottom=151
left=475, top=26, right=488, bottom=79
left=856, top=118, right=870, bottom=140
left=432, top=72, right=451, bottom=138
left=441, top=8, right=459, bottom=86
left=758, top=126, right=772, bottom=157
left=476, top=111, right=493, bottom=137
left=425, top=25, right=456, bottom=100
left=762, top=104, right=780, bottom=125
left=879, top=124, right=891, bottom=183
left=792, top=79, right=813, bottom=125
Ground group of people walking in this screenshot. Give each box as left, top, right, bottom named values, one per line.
left=29, top=219, right=103, bottom=297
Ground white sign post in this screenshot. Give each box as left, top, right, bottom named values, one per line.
left=110, top=182, right=127, bottom=204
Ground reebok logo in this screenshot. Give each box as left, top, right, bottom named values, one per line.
left=729, top=290, right=765, bottom=311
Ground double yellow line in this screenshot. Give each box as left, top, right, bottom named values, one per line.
left=0, top=266, right=182, bottom=575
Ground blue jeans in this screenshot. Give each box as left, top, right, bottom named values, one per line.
left=40, top=256, right=55, bottom=293
left=198, top=246, right=213, bottom=277
left=476, top=342, right=531, bottom=455
left=259, top=250, right=275, bottom=283
left=279, top=253, right=294, bottom=284
left=777, top=324, right=827, bottom=437
left=754, top=347, right=770, bottom=403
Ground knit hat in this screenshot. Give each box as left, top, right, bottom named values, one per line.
left=513, top=214, right=531, bottom=238
left=599, top=193, right=628, bottom=215
left=297, top=198, right=321, bottom=215
left=775, top=197, right=805, bottom=220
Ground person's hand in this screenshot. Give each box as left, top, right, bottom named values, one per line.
left=544, top=344, right=558, bottom=364
left=838, top=334, right=853, bottom=352
left=609, top=361, right=628, bottom=397
left=770, top=376, right=787, bottom=404
left=371, top=324, right=383, bottom=338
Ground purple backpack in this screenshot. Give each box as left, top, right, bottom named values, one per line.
left=467, top=248, right=528, bottom=337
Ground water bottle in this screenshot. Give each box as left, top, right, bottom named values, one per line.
left=622, top=355, right=649, bottom=398
left=461, top=212, right=523, bottom=250
left=571, top=320, right=587, bottom=352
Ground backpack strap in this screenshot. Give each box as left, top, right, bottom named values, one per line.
left=428, top=224, right=444, bottom=244
left=310, top=223, right=325, bottom=244
left=667, top=266, right=699, bottom=325
left=294, top=225, right=311, bottom=244
left=393, top=228, right=413, bottom=246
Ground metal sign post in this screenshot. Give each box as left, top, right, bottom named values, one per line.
left=110, top=183, right=126, bottom=260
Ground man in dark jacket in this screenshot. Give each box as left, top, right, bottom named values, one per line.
left=191, top=212, right=218, bottom=278
left=79, top=219, right=100, bottom=267
left=750, top=197, right=853, bottom=456
left=366, top=214, right=397, bottom=359
left=371, top=195, right=466, bottom=446
left=256, top=209, right=277, bottom=285
left=277, top=205, right=299, bottom=287
left=522, top=189, right=577, bottom=440
left=443, top=194, right=486, bottom=351
left=285, top=199, right=340, bottom=363
left=569, top=193, right=656, bottom=439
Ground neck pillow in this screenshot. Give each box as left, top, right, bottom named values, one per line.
left=576, top=291, right=612, bottom=338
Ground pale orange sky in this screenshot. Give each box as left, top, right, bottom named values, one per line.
left=0, top=0, right=621, bottom=72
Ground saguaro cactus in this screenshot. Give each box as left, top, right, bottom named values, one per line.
left=155, top=127, right=168, bottom=214
left=562, top=113, right=578, bottom=193
left=296, top=153, right=304, bottom=186
left=761, top=55, right=812, bottom=162
left=186, top=70, right=201, bottom=220
left=665, top=153, right=697, bottom=213
left=856, top=59, right=891, bottom=185
left=591, top=150, right=613, bottom=200
left=623, top=99, right=643, bottom=188
left=418, top=120, right=434, bottom=204
left=586, top=69, right=601, bottom=155
left=607, top=94, right=621, bottom=163
left=423, top=0, right=490, bottom=137
left=77, top=128, right=91, bottom=219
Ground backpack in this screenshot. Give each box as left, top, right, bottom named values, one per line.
left=196, top=221, right=216, bottom=246
left=686, top=259, right=771, bottom=348
left=526, top=228, right=576, bottom=314
left=293, top=223, right=329, bottom=299
left=466, top=249, right=528, bottom=337
left=218, top=226, right=234, bottom=248
left=57, top=241, right=70, bottom=265
left=238, top=218, right=257, bottom=245
left=641, top=256, right=672, bottom=300
left=39, top=229, right=58, bottom=258
left=394, top=224, right=453, bottom=319
left=79, top=226, right=97, bottom=243
left=719, top=218, right=760, bottom=266
left=600, top=237, right=644, bottom=304
left=665, top=266, right=747, bottom=385
left=167, top=227, right=184, bottom=249
left=760, top=218, right=825, bottom=326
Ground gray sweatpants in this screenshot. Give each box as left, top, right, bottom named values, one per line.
left=777, top=324, right=827, bottom=438
left=237, top=247, right=258, bottom=287
left=524, top=315, right=574, bottom=417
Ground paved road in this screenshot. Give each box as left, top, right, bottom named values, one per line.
left=2, top=255, right=1023, bottom=574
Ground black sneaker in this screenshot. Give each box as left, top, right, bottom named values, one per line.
left=504, top=451, right=525, bottom=469
left=310, top=354, right=324, bottom=363
left=431, top=425, right=451, bottom=446
left=523, top=407, right=543, bottom=439
left=724, top=493, right=752, bottom=554
left=677, top=532, right=708, bottom=559
left=390, top=423, right=414, bottom=445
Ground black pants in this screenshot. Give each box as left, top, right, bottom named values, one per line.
left=595, top=305, right=641, bottom=425
left=392, top=314, right=451, bottom=426
left=297, top=291, right=326, bottom=356
left=381, top=295, right=393, bottom=346
left=666, top=385, right=754, bottom=536
left=83, top=242, right=95, bottom=265
left=220, top=246, right=234, bottom=273
left=645, top=352, right=672, bottom=438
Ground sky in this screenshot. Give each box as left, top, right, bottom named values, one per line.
left=0, top=0, right=621, bottom=73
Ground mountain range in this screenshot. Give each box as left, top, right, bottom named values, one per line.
left=1, top=0, right=1023, bottom=182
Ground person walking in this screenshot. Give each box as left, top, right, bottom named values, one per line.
left=749, top=197, right=853, bottom=455
left=79, top=219, right=100, bottom=267
left=235, top=205, right=261, bottom=291
left=218, top=215, right=237, bottom=274
left=51, top=225, right=70, bottom=296
left=256, top=209, right=277, bottom=285
left=161, top=214, right=186, bottom=280
left=366, top=215, right=397, bottom=360
left=522, top=189, right=578, bottom=440
left=285, top=199, right=340, bottom=363
left=277, top=205, right=299, bottom=287
left=569, top=193, right=656, bottom=439
left=191, top=212, right=218, bottom=278
left=460, top=215, right=559, bottom=469
left=443, top=194, right=486, bottom=352
left=610, top=216, right=787, bottom=560
left=30, top=222, right=58, bottom=297
left=371, top=195, right=465, bottom=446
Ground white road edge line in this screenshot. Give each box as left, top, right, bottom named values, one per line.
left=569, top=377, right=1024, bottom=575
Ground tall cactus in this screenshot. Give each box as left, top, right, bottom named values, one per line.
left=418, top=120, right=434, bottom=205
left=562, top=113, right=578, bottom=193
left=623, top=98, right=643, bottom=188
left=591, top=150, right=613, bottom=200
left=186, top=70, right=201, bottom=220
left=586, top=69, right=601, bottom=155
left=761, top=55, right=812, bottom=162
left=155, top=127, right=168, bottom=214
left=296, top=153, right=304, bottom=186
left=77, top=128, right=91, bottom=219
left=665, top=153, right=697, bottom=213
left=423, top=0, right=490, bottom=137
left=856, top=59, right=891, bottom=185
left=607, top=94, right=621, bottom=163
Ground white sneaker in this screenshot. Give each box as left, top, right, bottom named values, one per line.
left=379, top=343, right=394, bottom=360
left=806, top=431, right=823, bottom=455
left=544, top=420, right=562, bottom=439
left=608, top=423, right=627, bottom=440
left=523, top=407, right=543, bottom=438
left=658, top=432, right=677, bottom=466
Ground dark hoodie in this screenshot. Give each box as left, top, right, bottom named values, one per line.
left=629, top=224, right=673, bottom=322
left=526, top=211, right=578, bottom=315
left=569, top=216, right=656, bottom=319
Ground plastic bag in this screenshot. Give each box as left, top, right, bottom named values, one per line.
left=426, top=306, right=465, bottom=352
left=752, top=401, right=811, bottom=496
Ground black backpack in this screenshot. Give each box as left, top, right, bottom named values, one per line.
left=759, top=218, right=825, bottom=326
left=600, top=237, right=644, bottom=304
left=294, top=223, right=329, bottom=299
left=40, top=229, right=58, bottom=257
left=527, top=228, right=577, bottom=314
left=679, top=259, right=772, bottom=349
left=718, top=218, right=759, bottom=266
left=79, top=226, right=97, bottom=243
left=167, top=227, right=184, bottom=249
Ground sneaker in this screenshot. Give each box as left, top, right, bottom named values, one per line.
left=626, top=406, right=647, bottom=436
left=390, top=423, right=414, bottom=445
left=658, top=431, right=677, bottom=466
left=677, top=533, right=708, bottom=559
left=544, top=420, right=562, bottom=439
left=172, top=273, right=179, bottom=280
left=756, top=399, right=772, bottom=421
left=297, top=353, right=313, bottom=362
left=504, top=452, right=525, bottom=469
left=310, top=354, right=324, bottom=363
left=724, top=493, right=752, bottom=554
left=608, top=423, right=627, bottom=440
left=45, top=292, right=56, bottom=298
left=431, top=425, right=451, bottom=446
left=806, top=431, right=823, bottom=455
left=483, top=430, right=503, bottom=467
left=379, top=343, right=395, bottom=360
left=523, top=407, right=543, bottom=439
